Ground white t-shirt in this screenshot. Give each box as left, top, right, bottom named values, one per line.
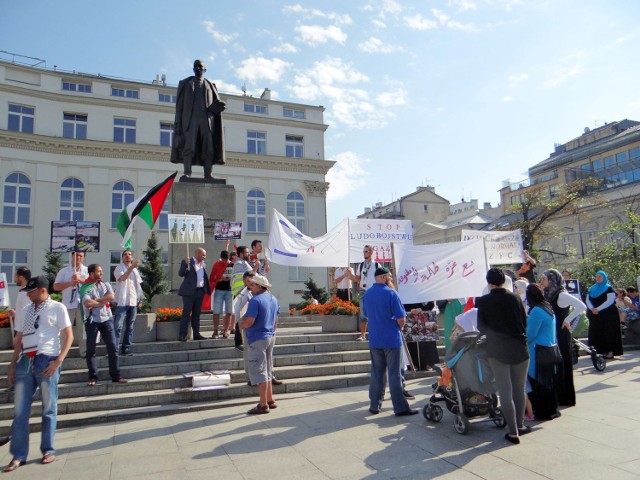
left=13, top=291, right=30, bottom=327
left=356, top=261, right=378, bottom=291
left=16, top=298, right=71, bottom=356
left=335, top=267, right=354, bottom=290
left=114, top=263, right=143, bottom=306
left=54, top=264, right=89, bottom=309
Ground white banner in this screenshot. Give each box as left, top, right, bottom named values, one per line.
left=0, top=273, right=10, bottom=309
left=349, top=219, right=413, bottom=262
left=394, top=240, right=488, bottom=303
left=461, top=229, right=524, bottom=265
left=268, top=209, right=349, bottom=267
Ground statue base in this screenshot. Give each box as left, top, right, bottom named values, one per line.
left=179, top=175, right=226, bottom=185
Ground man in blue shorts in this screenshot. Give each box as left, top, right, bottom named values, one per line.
left=238, top=274, right=279, bottom=414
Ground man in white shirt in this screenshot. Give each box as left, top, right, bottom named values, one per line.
left=334, top=266, right=354, bottom=302
left=53, top=252, right=89, bottom=357
left=113, top=250, right=143, bottom=356
left=348, top=245, right=380, bottom=341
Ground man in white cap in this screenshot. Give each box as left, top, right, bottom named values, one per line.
left=238, top=274, right=279, bottom=414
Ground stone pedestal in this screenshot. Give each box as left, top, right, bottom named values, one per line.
left=156, top=321, right=181, bottom=341
left=132, top=313, right=157, bottom=343
left=170, top=181, right=236, bottom=291
left=0, top=329, right=12, bottom=350
left=320, top=315, right=359, bottom=333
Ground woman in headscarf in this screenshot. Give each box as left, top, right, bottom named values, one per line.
left=586, top=271, right=623, bottom=359
left=540, top=268, right=586, bottom=406
left=525, top=284, right=560, bottom=420
left=443, top=299, right=463, bottom=350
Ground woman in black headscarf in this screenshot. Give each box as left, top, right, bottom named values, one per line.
left=586, top=271, right=623, bottom=359
left=540, top=268, right=586, bottom=407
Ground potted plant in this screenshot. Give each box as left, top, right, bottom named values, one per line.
left=0, top=309, right=12, bottom=349
left=155, top=307, right=182, bottom=341
left=297, top=296, right=359, bottom=333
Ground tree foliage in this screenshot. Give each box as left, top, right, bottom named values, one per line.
left=42, top=249, right=64, bottom=294
left=138, top=231, right=169, bottom=312
left=505, top=178, right=601, bottom=252
left=301, top=277, right=330, bottom=304
left=576, top=204, right=640, bottom=289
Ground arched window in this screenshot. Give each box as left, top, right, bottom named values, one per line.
left=111, top=181, right=135, bottom=228
left=286, top=191, right=305, bottom=233
left=60, top=178, right=84, bottom=221
left=3, top=172, right=31, bottom=225
left=247, top=189, right=266, bottom=233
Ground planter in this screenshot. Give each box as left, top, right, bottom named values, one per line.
left=133, top=313, right=157, bottom=343
left=0, top=329, right=12, bottom=350
left=320, top=315, right=358, bottom=333
left=156, top=321, right=181, bottom=341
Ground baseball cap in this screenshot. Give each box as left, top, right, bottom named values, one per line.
left=21, top=275, right=49, bottom=292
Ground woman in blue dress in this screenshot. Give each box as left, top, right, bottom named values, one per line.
left=526, top=284, right=560, bottom=420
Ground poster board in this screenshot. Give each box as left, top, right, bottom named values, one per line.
left=214, top=221, right=242, bottom=240
left=50, top=221, right=100, bottom=252
left=168, top=214, right=204, bottom=244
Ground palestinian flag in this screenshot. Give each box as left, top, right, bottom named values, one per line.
left=78, top=278, right=98, bottom=324
left=116, top=172, right=177, bottom=248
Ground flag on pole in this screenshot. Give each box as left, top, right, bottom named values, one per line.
left=116, top=172, right=177, bottom=248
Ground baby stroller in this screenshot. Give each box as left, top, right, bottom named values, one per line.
left=423, top=332, right=506, bottom=434
left=570, top=313, right=606, bottom=371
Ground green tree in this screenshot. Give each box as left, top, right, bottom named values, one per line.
left=42, top=249, right=64, bottom=294
left=576, top=205, right=640, bottom=288
left=505, top=178, right=601, bottom=253
left=302, top=277, right=330, bottom=304
left=138, top=231, right=168, bottom=312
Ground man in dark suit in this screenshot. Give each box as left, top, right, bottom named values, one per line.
left=170, top=59, right=226, bottom=179
left=178, top=247, right=210, bottom=341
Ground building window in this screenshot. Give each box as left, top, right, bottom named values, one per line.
left=160, top=122, right=174, bottom=147
left=288, top=266, right=309, bottom=281
left=109, top=250, right=122, bottom=283
left=114, top=118, right=136, bottom=143
left=247, top=131, right=266, bottom=155
left=286, top=192, right=305, bottom=232
left=629, top=147, right=640, bottom=162
left=111, top=181, right=135, bottom=228
left=158, top=93, right=176, bottom=103
left=592, top=159, right=603, bottom=171
left=62, top=81, right=91, bottom=93
left=63, top=113, right=88, bottom=140
left=617, top=151, right=629, bottom=166
left=283, top=108, right=305, bottom=119
left=60, top=178, right=84, bottom=221
left=244, top=103, right=267, bottom=114
left=111, top=87, right=139, bottom=99
left=285, top=135, right=304, bottom=158
left=3, top=172, right=31, bottom=225
left=8, top=104, right=34, bottom=133
left=247, top=189, right=266, bottom=233
left=1, top=250, right=28, bottom=283
left=423, top=205, right=429, bottom=212
left=603, top=155, right=615, bottom=169
left=563, top=235, right=572, bottom=254
left=158, top=198, right=170, bottom=231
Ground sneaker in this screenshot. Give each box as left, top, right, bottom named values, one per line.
left=121, top=350, right=133, bottom=356
left=356, top=336, right=366, bottom=342
left=403, top=390, right=415, bottom=400
left=235, top=345, right=244, bottom=352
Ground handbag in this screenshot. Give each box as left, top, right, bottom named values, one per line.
left=535, top=344, right=562, bottom=366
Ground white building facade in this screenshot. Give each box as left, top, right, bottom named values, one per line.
left=0, top=60, right=333, bottom=308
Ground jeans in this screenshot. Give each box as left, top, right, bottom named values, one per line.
left=369, top=347, right=410, bottom=414
left=10, top=354, right=60, bottom=461
left=179, top=288, right=205, bottom=338
left=85, top=319, right=121, bottom=382
left=114, top=305, right=137, bottom=352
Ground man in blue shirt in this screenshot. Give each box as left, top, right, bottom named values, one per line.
left=238, top=274, right=279, bottom=414
left=362, top=267, right=417, bottom=417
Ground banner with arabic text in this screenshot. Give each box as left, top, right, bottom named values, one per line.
left=460, top=229, right=523, bottom=265
left=394, top=240, right=488, bottom=303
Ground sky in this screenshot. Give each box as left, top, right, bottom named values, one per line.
left=3, top=0, right=640, bottom=229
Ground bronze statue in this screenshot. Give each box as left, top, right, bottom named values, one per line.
left=170, top=59, right=226, bottom=179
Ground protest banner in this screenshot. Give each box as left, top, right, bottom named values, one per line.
left=268, top=209, right=349, bottom=267
left=461, top=229, right=523, bottom=265
left=349, top=219, right=413, bottom=262
left=51, top=221, right=100, bottom=252
left=214, top=221, right=242, bottom=240
left=168, top=214, right=204, bottom=244
left=393, top=240, right=488, bottom=303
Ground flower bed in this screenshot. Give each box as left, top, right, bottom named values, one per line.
left=155, top=308, right=182, bottom=322
left=295, top=296, right=359, bottom=316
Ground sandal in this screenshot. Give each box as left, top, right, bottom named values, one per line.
left=267, top=400, right=278, bottom=409
left=3, top=459, right=25, bottom=472
left=87, top=380, right=97, bottom=386
left=222, top=332, right=229, bottom=339
left=247, top=403, right=270, bottom=415
left=41, top=453, right=56, bottom=465
left=211, top=331, right=219, bottom=339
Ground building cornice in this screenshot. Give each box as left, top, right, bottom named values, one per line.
left=0, top=131, right=335, bottom=174
left=304, top=180, right=330, bottom=197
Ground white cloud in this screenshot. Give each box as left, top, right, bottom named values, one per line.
left=358, top=36, right=401, bottom=54
left=270, top=42, right=298, bottom=54
left=212, top=80, right=244, bottom=95
left=295, top=24, right=348, bottom=46
left=502, top=95, right=514, bottom=102
left=377, top=88, right=407, bottom=106
left=203, top=20, right=237, bottom=43
left=448, top=0, right=477, bottom=11
left=404, top=14, right=437, bottom=30
left=283, top=4, right=352, bottom=25
left=326, top=151, right=370, bottom=202
left=235, top=56, right=292, bottom=83
left=508, top=73, right=528, bottom=86
left=543, top=65, right=582, bottom=89
left=432, top=8, right=475, bottom=31
left=372, top=18, right=387, bottom=28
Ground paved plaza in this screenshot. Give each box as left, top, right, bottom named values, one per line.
left=1, top=351, right=639, bottom=479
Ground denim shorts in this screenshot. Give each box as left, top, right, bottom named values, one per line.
left=213, top=289, right=233, bottom=314
left=247, top=337, right=275, bottom=385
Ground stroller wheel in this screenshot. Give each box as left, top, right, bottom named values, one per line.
left=593, top=354, right=607, bottom=372
left=423, top=404, right=432, bottom=421
left=492, top=408, right=506, bottom=428
left=431, top=404, right=443, bottom=422
left=453, top=413, right=470, bottom=434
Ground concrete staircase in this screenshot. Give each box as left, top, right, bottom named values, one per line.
left=0, top=315, right=439, bottom=435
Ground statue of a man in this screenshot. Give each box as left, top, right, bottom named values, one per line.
left=170, top=59, right=226, bottom=179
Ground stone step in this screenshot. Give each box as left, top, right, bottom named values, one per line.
left=0, top=370, right=438, bottom=435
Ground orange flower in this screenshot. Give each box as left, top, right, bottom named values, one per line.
left=0, top=312, right=10, bottom=328
left=155, top=308, right=183, bottom=322
left=299, top=296, right=358, bottom=316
